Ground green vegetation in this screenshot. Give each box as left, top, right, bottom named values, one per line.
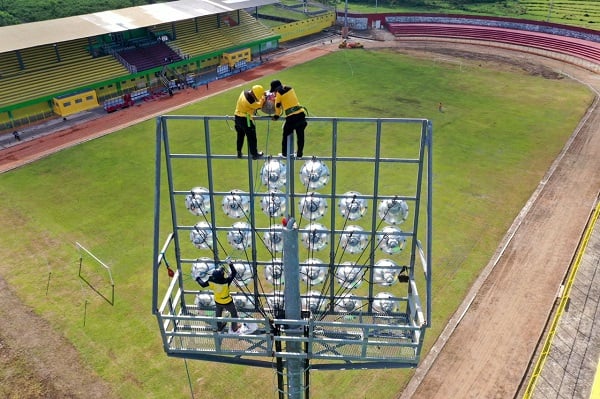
left=254, top=0, right=600, bottom=29
left=0, top=0, right=169, bottom=25
left=339, top=0, right=600, bottom=28
left=2, top=0, right=600, bottom=28
left=0, top=49, right=593, bottom=398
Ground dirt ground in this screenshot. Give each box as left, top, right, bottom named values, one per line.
left=1, top=35, right=599, bottom=398
left=394, top=43, right=600, bottom=398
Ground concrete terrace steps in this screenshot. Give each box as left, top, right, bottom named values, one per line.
left=1, top=10, right=275, bottom=109
left=387, top=23, right=600, bottom=64
left=1, top=39, right=92, bottom=79
left=118, top=42, right=182, bottom=72
left=0, top=57, right=128, bottom=106
left=149, top=11, right=276, bottom=59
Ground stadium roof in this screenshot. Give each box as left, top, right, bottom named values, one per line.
left=0, top=0, right=278, bottom=53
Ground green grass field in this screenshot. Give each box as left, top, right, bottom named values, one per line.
left=335, top=0, right=600, bottom=29
left=0, top=49, right=594, bottom=398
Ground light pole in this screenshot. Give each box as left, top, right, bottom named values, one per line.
left=546, top=0, right=554, bottom=22
left=343, top=0, right=348, bottom=38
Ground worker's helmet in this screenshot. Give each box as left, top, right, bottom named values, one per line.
left=212, top=267, right=224, bottom=280
left=270, top=80, right=282, bottom=92
left=251, top=85, right=265, bottom=99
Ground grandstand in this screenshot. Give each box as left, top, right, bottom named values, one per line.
left=4, top=4, right=600, bottom=135
left=0, top=0, right=336, bottom=132
left=386, top=23, right=600, bottom=65
left=331, top=12, right=600, bottom=73
left=0, top=0, right=337, bottom=132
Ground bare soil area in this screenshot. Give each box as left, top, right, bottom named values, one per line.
left=1, top=35, right=599, bottom=398
left=394, top=42, right=600, bottom=399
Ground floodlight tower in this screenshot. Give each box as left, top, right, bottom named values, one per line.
left=152, top=115, right=432, bottom=398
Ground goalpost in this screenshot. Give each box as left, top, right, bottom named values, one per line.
left=75, top=241, right=115, bottom=306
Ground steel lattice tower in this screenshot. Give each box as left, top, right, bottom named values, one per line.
left=152, top=115, right=432, bottom=398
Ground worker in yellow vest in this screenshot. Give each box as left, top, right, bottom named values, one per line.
left=196, top=262, right=240, bottom=333
left=234, top=85, right=265, bottom=159
left=270, top=79, right=307, bottom=159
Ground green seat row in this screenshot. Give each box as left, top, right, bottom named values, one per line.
left=0, top=56, right=128, bottom=106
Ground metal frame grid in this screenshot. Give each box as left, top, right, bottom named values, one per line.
left=152, top=115, right=432, bottom=369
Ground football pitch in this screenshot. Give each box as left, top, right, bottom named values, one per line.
left=0, top=48, right=594, bottom=398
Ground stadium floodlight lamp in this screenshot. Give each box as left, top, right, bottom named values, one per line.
left=373, top=259, right=402, bottom=286
left=232, top=294, right=256, bottom=311
left=191, top=256, right=216, bottom=281
left=339, top=225, right=369, bottom=254
left=232, top=261, right=253, bottom=285
left=190, top=221, right=214, bottom=249
left=195, top=292, right=215, bottom=307
left=264, top=226, right=284, bottom=252
left=372, top=292, right=400, bottom=314
left=265, top=259, right=285, bottom=285
left=302, top=290, right=327, bottom=313
left=260, top=158, right=287, bottom=189
left=261, top=190, right=286, bottom=217
left=334, top=294, right=362, bottom=313
left=266, top=291, right=285, bottom=312
left=335, top=261, right=363, bottom=289
left=300, top=258, right=326, bottom=285
left=227, top=221, right=252, bottom=250
left=222, top=189, right=250, bottom=219
left=299, top=158, right=330, bottom=189
left=377, top=226, right=406, bottom=254
left=377, top=198, right=409, bottom=225
left=299, top=192, right=328, bottom=221
left=185, top=186, right=211, bottom=216
left=301, top=223, right=330, bottom=251
left=338, top=191, right=368, bottom=221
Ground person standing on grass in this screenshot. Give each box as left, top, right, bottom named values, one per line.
left=234, top=85, right=265, bottom=160
left=270, top=79, right=307, bottom=159
left=196, top=262, right=240, bottom=333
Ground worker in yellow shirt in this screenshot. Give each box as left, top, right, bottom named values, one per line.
left=270, top=79, right=307, bottom=159
left=196, top=262, right=240, bottom=333
left=234, top=85, right=265, bottom=159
